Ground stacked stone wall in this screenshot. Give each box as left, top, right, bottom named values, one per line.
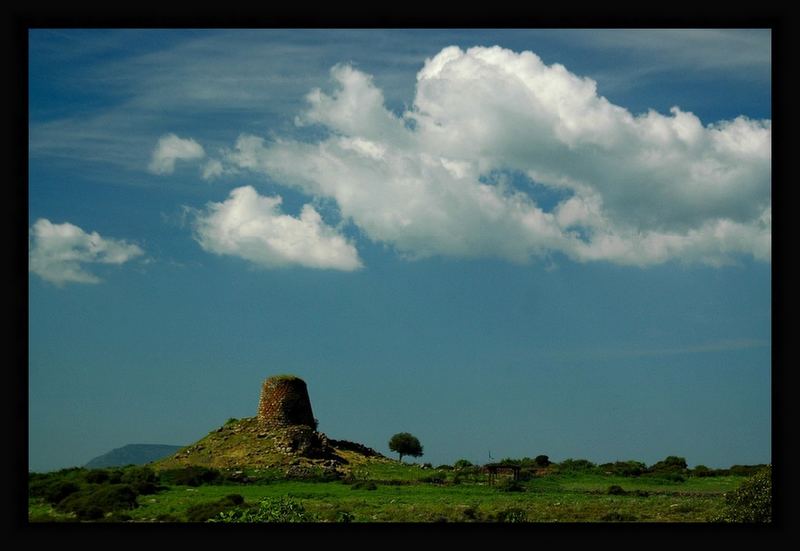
left=257, top=376, right=316, bottom=429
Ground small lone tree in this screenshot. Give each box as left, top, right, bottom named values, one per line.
left=649, top=456, right=688, bottom=473
left=534, top=455, right=551, bottom=467
left=388, top=432, right=423, bottom=462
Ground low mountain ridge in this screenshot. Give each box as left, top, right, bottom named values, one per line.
left=85, top=444, right=184, bottom=468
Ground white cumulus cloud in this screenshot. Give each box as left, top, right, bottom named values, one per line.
left=201, top=159, right=225, bottom=180
left=148, top=133, right=205, bottom=174
left=29, top=218, right=145, bottom=285
left=215, top=45, right=770, bottom=267
left=192, top=185, right=362, bottom=271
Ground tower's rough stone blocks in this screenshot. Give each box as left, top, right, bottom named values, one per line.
left=257, top=375, right=316, bottom=429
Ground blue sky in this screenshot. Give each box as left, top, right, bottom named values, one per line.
left=28, top=29, right=771, bottom=472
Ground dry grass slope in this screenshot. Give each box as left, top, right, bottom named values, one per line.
left=150, top=416, right=391, bottom=475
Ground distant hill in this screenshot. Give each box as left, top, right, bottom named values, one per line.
left=85, top=444, right=184, bottom=468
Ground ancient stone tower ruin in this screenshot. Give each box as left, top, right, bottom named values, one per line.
left=257, top=375, right=316, bottom=429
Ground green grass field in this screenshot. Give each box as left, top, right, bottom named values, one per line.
left=29, top=461, right=755, bottom=523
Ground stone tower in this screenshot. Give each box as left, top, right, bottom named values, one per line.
left=257, top=375, right=316, bottom=429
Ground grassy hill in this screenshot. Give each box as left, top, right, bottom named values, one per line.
left=150, top=416, right=391, bottom=476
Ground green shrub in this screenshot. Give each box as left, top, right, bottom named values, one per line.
left=210, top=497, right=317, bottom=523
left=600, top=460, right=647, bottom=477
left=29, top=479, right=81, bottom=505
left=460, top=505, right=478, bottom=520
left=534, top=455, right=551, bottom=467
left=120, top=466, right=163, bottom=495
left=645, top=472, right=686, bottom=483
left=225, top=494, right=245, bottom=505
left=607, top=484, right=627, bottom=495
left=454, top=465, right=483, bottom=479
left=436, top=464, right=454, bottom=470
left=159, top=466, right=221, bottom=487
left=496, top=478, right=525, bottom=492
left=421, top=474, right=445, bottom=484
left=120, top=466, right=156, bottom=484
left=453, top=459, right=473, bottom=469
left=728, top=464, right=768, bottom=477
left=649, top=456, right=688, bottom=473
left=501, top=456, right=550, bottom=470
left=106, top=469, right=124, bottom=484
left=29, top=468, right=92, bottom=504
left=713, top=466, right=771, bottom=523
left=557, top=458, right=598, bottom=473
left=131, top=481, right=161, bottom=495
left=85, top=470, right=110, bottom=484
left=185, top=494, right=246, bottom=522
left=691, top=465, right=715, bottom=477
left=56, top=484, right=139, bottom=519
left=336, top=510, right=355, bottom=523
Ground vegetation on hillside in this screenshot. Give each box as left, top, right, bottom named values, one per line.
left=28, top=455, right=771, bottom=523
